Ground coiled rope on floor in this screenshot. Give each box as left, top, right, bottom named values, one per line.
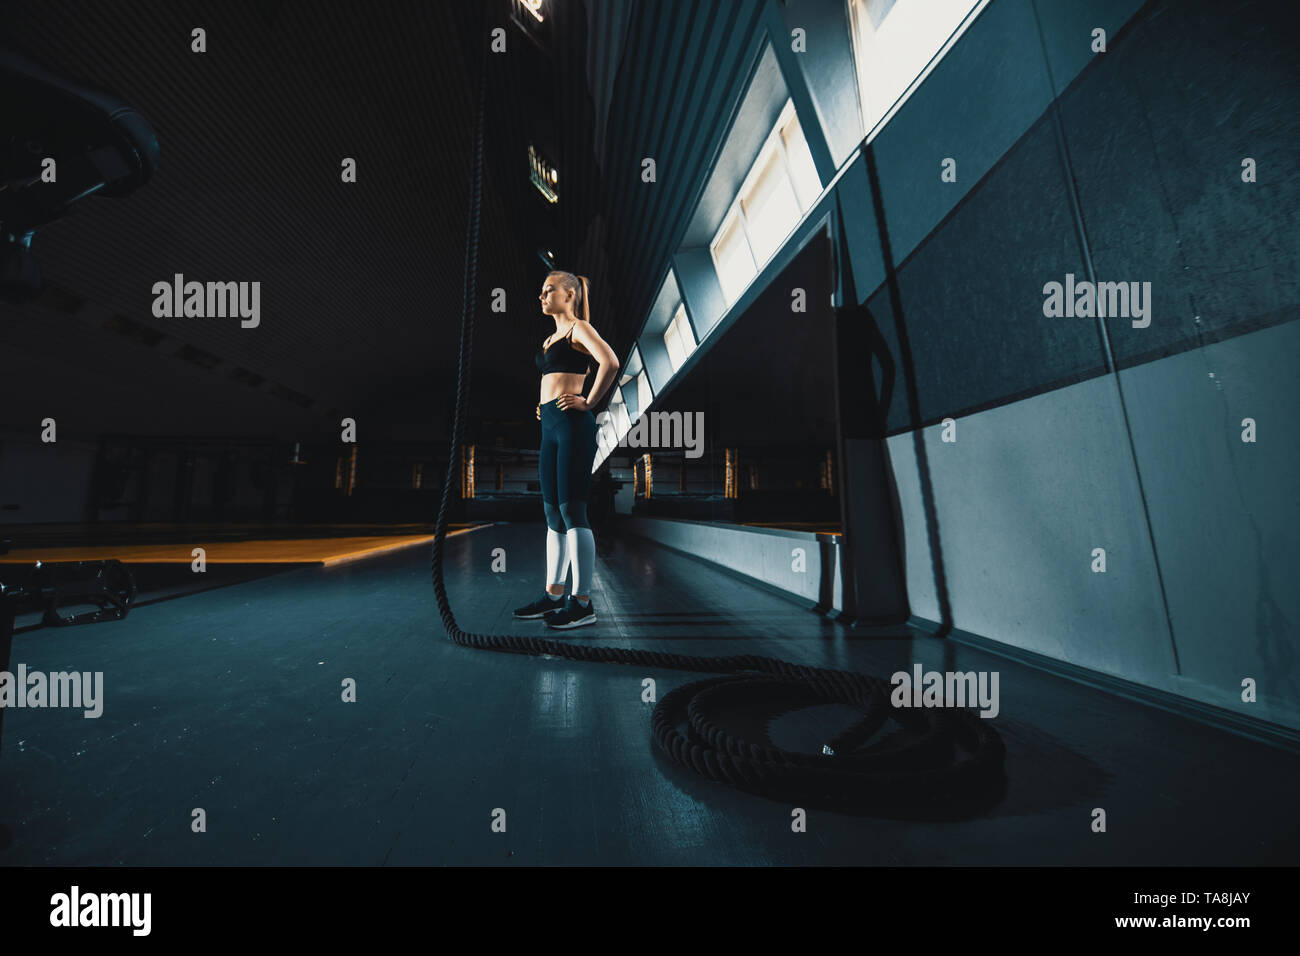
left=430, top=26, right=1005, bottom=815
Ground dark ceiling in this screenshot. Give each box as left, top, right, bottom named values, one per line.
left=0, top=0, right=781, bottom=449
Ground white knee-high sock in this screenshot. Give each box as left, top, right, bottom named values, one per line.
left=566, top=527, right=596, bottom=595
left=546, top=528, right=570, bottom=587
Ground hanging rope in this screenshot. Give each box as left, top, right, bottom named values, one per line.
left=430, top=22, right=1005, bottom=816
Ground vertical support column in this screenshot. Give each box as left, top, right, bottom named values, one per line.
left=832, top=300, right=908, bottom=625
left=828, top=203, right=908, bottom=626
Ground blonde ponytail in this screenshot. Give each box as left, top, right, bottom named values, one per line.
left=577, top=274, right=592, bottom=325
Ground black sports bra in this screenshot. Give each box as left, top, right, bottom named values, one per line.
left=535, top=325, right=592, bottom=375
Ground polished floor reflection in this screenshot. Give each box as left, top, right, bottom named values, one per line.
left=0, top=520, right=1296, bottom=865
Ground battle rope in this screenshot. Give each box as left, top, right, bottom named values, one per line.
left=430, top=27, right=1005, bottom=816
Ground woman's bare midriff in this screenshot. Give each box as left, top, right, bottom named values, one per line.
left=540, top=371, right=588, bottom=404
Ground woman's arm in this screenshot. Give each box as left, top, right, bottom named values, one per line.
left=572, top=321, right=620, bottom=408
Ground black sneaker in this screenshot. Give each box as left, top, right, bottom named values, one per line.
left=545, top=596, right=597, bottom=629
left=514, top=593, right=564, bottom=619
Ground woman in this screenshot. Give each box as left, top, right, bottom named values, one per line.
left=513, top=271, right=619, bottom=629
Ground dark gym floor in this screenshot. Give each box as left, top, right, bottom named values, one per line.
left=1, top=521, right=1296, bottom=865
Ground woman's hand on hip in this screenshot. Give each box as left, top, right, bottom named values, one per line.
left=556, top=393, right=589, bottom=412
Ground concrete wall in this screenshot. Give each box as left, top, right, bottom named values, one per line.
left=887, top=321, right=1299, bottom=730
left=1121, top=322, right=1300, bottom=726
left=844, top=0, right=1299, bottom=730
left=626, top=517, right=843, bottom=612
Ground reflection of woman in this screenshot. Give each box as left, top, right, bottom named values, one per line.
left=513, top=271, right=619, bottom=629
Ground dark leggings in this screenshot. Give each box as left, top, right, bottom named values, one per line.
left=539, top=398, right=598, bottom=532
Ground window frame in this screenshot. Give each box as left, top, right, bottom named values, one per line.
left=663, top=302, right=697, bottom=372
left=847, top=0, right=990, bottom=143
left=708, top=99, right=820, bottom=306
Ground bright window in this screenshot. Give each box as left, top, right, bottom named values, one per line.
left=620, top=345, right=643, bottom=389
left=741, top=147, right=802, bottom=266
left=596, top=421, right=617, bottom=461
left=608, top=385, right=632, bottom=440
left=663, top=303, right=697, bottom=372
left=712, top=211, right=755, bottom=307
left=781, top=119, right=821, bottom=211
left=849, top=0, right=988, bottom=140
left=709, top=100, right=822, bottom=307
left=636, top=370, right=653, bottom=416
